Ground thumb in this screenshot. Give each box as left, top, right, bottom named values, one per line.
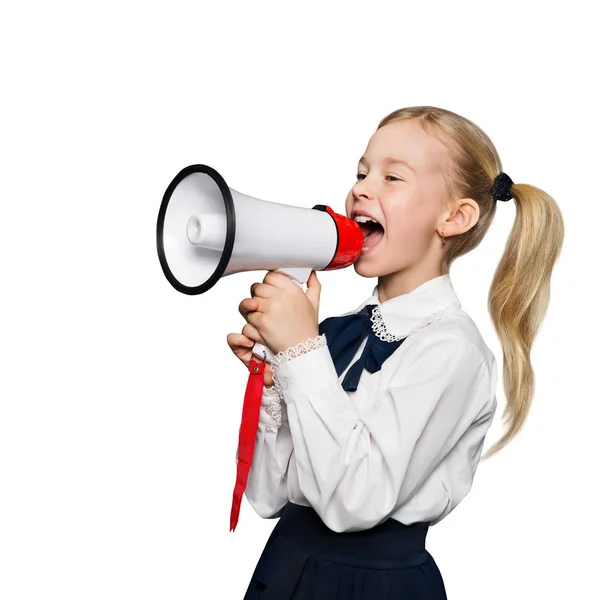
left=305, top=270, right=321, bottom=315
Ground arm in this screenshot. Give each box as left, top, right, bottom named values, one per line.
left=272, top=331, right=494, bottom=532
left=243, top=385, right=294, bottom=518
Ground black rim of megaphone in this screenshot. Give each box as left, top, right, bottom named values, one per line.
left=156, top=164, right=236, bottom=295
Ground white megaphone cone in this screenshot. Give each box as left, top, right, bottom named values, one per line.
left=156, top=164, right=364, bottom=363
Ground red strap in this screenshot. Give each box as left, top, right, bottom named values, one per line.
left=229, top=356, right=265, bottom=531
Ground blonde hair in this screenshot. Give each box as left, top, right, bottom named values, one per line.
left=377, top=106, right=564, bottom=460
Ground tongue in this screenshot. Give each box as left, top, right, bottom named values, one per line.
left=363, top=228, right=384, bottom=250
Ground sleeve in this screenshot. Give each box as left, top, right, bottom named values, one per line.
left=243, top=385, right=294, bottom=519
left=271, top=331, right=493, bottom=532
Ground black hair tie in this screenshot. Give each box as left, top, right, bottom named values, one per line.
left=491, top=172, right=514, bottom=202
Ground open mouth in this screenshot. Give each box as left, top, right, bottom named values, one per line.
left=358, top=221, right=385, bottom=252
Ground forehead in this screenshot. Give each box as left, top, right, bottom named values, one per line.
left=361, top=120, right=448, bottom=175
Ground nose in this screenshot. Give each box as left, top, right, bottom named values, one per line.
left=352, top=178, right=375, bottom=201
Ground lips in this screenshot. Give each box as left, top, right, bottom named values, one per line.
left=350, top=210, right=385, bottom=254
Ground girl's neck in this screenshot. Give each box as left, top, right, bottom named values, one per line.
left=377, top=266, right=445, bottom=303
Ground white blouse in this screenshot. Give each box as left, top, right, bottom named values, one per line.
left=244, top=274, right=498, bottom=533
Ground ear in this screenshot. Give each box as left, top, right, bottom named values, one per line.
left=440, top=197, right=480, bottom=237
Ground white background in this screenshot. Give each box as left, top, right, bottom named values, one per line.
left=1, top=1, right=587, bottom=598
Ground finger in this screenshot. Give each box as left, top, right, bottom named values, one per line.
left=305, top=270, right=322, bottom=315
left=241, top=322, right=264, bottom=343
left=238, top=297, right=258, bottom=319
left=245, top=297, right=268, bottom=321
left=227, top=333, right=255, bottom=348
left=250, top=281, right=274, bottom=299
left=264, top=270, right=296, bottom=289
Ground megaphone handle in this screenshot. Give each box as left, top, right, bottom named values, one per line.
left=272, top=266, right=313, bottom=285
left=251, top=266, right=313, bottom=364
left=251, top=341, right=275, bottom=364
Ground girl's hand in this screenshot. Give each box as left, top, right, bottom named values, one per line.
left=226, top=296, right=274, bottom=388
left=245, top=270, right=321, bottom=355
left=226, top=332, right=274, bottom=388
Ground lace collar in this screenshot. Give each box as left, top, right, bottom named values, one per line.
left=338, top=274, right=462, bottom=342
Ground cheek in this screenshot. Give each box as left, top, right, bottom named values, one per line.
left=344, top=192, right=353, bottom=215
left=384, top=201, right=434, bottom=248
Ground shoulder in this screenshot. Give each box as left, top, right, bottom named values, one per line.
left=415, top=307, right=493, bottom=362
left=378, top=309, right=498, bottom=419
left=387, top=307, right=497, bottom=389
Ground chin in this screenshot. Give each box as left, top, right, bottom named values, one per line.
left=352, top=259, right=381, bottom=278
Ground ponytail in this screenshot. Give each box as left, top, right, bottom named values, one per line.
left=482, top=183, right=564, bottom=459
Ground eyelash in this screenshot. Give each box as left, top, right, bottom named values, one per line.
left=356, top=173, right=400, bottom=182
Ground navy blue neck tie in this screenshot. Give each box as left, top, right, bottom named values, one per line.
left=318, top=304, right=406, bottom=392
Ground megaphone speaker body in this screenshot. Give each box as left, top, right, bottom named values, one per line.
left=156, top=164, right=363, bottom=295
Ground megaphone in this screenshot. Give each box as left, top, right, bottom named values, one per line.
left=156, top=163, right=363, bottom=362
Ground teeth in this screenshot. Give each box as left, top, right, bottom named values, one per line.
left=354, top=215, right=379, bottom=225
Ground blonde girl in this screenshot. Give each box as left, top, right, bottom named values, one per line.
left=227, top=105, right=564, bottom=599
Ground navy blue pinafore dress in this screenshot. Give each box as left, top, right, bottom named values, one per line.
left=243, top=306, right=448, bottom=599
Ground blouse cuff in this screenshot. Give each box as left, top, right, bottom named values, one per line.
left=270, top=334, right=340, bottom=404
left=260, top=385, right=285, bottom=427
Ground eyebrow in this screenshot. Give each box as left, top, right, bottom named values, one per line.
left=358, top=156, right=415, bottom=172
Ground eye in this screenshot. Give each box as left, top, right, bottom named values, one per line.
left=356, top=173, right=400, bottom=182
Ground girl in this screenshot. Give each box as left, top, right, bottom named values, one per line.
left=227, top=105, right=564, bottom=599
